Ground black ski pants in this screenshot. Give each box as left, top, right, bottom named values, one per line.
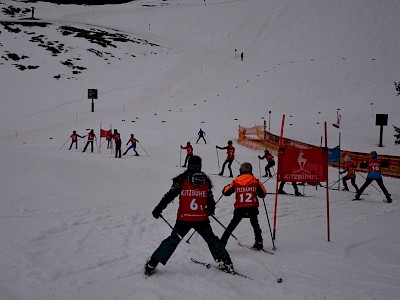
left=221, top=159, right=234, bottom=176
left=357, top=177, right=390, bottom=198
left=220, top=207, right=262, bottom=245
left=151, top=220, right=231, bottom=266
left=83, top=141, right=94, bottom=152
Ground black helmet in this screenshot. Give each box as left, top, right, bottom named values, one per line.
left=188, top=155, right=202, bottom=172
left=228, top=140, right=233, bottom=145
left=370, top=151, right=377, bottom=158
left=187, top=142, right=191, bottom=145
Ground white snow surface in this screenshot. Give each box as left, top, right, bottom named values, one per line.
left=1, top=0, right=400, bottom=299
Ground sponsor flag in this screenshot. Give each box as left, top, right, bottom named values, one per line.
left=100, top=129, right=111, bottom=138
left=278, top=147, right=328, bottom=183
left=328, top=145, right=340, bottom=163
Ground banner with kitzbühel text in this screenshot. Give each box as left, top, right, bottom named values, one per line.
left=278, top=147, right=328, bottom=183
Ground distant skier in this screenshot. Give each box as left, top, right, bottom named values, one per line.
left=68, top=130, right=85, bottom=150
left=278, top=182, right=302, bottom=196
left=394, top=81, right=400, bottom=96
left=258, top=149, right=275, bottom=177
left=112, top=129, right=122, bottom=158
left=196, top=128, right=207, bottom=144
left=340, top=155, right=359, bottom=192
left=220, top=162, right=267, bottom=250
left=180, top=142, right=193, bottom=167
left=144, top=155, right=234, bottom=276
left=216, top=140, right=235, bottom=177
left=106, top=131, right=112, bottom=149
left=82, top=129, right=96, bottom=153
left=355, top=151, right=392, bottom=203
left=123, top=134, right=139, bottom=156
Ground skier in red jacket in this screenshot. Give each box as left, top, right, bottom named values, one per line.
left=258, top=149, right=275, bottom=177
left=82, top=129, right=96, bottom=153
left=180, top=142, right=193, bottom=167
left=144, top=155, right=233, bottom=276
left=220, top=162, right=267, bottom=250
left=355, top=151, right=392, bottom=202
left=111, top=129, right=122, bottom=158
left=340, top=156, right=359, bottom=192
left=216, top=140, right=235, bottom=177
left=123, top=134, right=139, bottom=156
left=68, top=130, right=85, bottom=150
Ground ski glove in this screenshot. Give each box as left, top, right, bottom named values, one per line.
left=152, top=207, right=162, bottom=219
left=206, top=203, right=215, bottom=216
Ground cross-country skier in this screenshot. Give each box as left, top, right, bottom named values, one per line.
left=355, top=151, right=392, bottom=202
left=68, top=130, right=85, bottom=150
left=180, top=142, right=193, bottom=167
left=123, top=134, right=139, bottom=156
left=258, top=149, right=275, bottom=177
left=111, top=129, right=122, bottom=158
left=196, top=128, right=207, bottom=144
left=216, top=140, right=235, bottom=177
left=220, top=162, right=267, bottom=250
left=82, top=129, right=96, bottom=153
left=340, top=155, right=359, bottom=192
left=144, top=155, right=234, bottom=276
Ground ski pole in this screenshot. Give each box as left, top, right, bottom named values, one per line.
left=138, top=142, right=150, bottom=156
left=186, top=194, right=224, bottom=244
left=262, top=198, right=277, bottom=250
left=258, top=158, right=262, bottom=178
left=356, top=171, right=380, bottom=192
left=329, top=175, right=345, bottom=188
left=159, top=214, right=187, bottom=242
left=262, top=173, right=276, bottom=185
left=216, top=148, right=220, bottom=171
left=210, top=214, right=283, bottom=283
left=209, top=214, right=239, bottom=241
left=59, top=137, right=71, bottom=150
left=215, top=193, right=224, bottom=205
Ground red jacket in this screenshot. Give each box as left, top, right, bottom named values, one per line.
left=342, top=161, right=357, bottom=179
left=181, top=145, right=193, bottom=155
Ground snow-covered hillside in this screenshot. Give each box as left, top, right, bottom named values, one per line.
left=0, top=1, right=399, bottom=299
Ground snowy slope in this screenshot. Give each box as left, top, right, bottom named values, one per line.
left=0, top=0, right=399, bottom=299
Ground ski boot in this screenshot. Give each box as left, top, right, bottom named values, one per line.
left=217, top=261, right=234, bottom=273
left=252, top=241, right=263, bottom=250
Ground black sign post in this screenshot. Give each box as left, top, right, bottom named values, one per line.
left=375, top=114, right=388, bottom=147
left=88, top=89, right=98, bottom=112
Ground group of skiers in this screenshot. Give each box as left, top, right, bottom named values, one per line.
left=145, top=145, right=392, bottom=276
left=334, top=152, right=392, bottom=203
left=145, top=155, right=267, bottom=276
left=68, top=129, right=139, bottom=158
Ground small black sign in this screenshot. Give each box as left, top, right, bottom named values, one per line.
left=88, top=89, right=98, bottom=99
left=375, top=114, right=388, bottom=126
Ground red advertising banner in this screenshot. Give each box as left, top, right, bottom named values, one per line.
left=238, top=124, right=400, bottom=179
left=278, top=147, right=328, bottom=182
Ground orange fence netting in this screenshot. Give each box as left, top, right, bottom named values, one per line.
left=237, top=125, right=400, bottom=179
